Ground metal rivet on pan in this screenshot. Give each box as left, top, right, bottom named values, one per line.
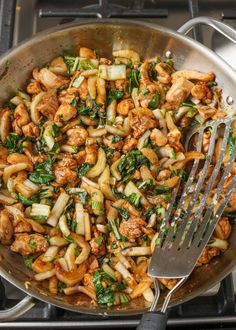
left=165, top=50, right=172, bottom=58
left=226, top=96, right=234, bottom=105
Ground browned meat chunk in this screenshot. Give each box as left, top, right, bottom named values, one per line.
left=66, top=126, right=88, bottom=146
left=159, top=278, right=178, bottom=290
left=0, top=209, right=13, bottom=245
left=89, top=236, right=106, bottom=257
left=166, top=77, right=194, bottom=106
left=122, top=137, right=138, bottom=153
left=130, top=115, right=157, bottom=139
left=36, top=90, right=59, bottom=120
left=54, top=157, right=78, bottom=185
left=214, top=217, right=231, bottom=240
left=54, top=103, right=77, bottom=122
left=191, top=81, right=212, bottom=101
left=22, top=122, right=40, bottom=137
left=12, top=104, right=30, bottom=135
left=11, top=233, right=49, bottom=256
left=119, top=217, right=145, bottom=242
left=79, top=47, right=96, bottom=59
left=196, top=247, right=220, bottom=267
left=27, top=80, right=42, bottom=94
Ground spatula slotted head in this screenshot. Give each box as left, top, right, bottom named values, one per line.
left=149, top=116, right=236, bottom=279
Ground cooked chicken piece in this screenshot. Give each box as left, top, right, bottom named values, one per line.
left=150, top=128, right=168, bottom=147
left=130, top=115, right=157, bottom=139
left=54, top=158, right=78, bottom=185
left=140, top=61, right=158, bottom=93
left=88, top=255, right=99, bottom=273
left=26, top=80, right=42, bottom=94
left=156, top=169, right=171, bottom=181
left=0, top=146, right=9, bottom=167
left=110, top=151, right=121, bottom=164
left=191, top=81, right=212, bottom=101
left=155, top=63, right=171, bottom=84
left=122, top=137, right=138, bottom=153
left=159, top=278, right=178, bottom=290
left=225, top=190, right=236, bottom=212
left=99, top=58, right=112, bottom=65
left=11, top=233, right=49, bottom=256
left=59, top=87, right=78, bottom=104
left=36, top=90, right=59, bottom=120
left=103, top=136, right=124, bottom=150
left=14, top=219, right=32, bottom=234
left=214, top=217, right=232, bottom=240
left=117, top=99, right=134, bottom=116
left=89, top=236, right=106, bottom=256
left=54, top=103, right=77, bottom=122
left=196, top=247, right=220, bottom=266
left=119, top=217, right=145, bottom=242
left=83, top=273, right=95, bottom=289
left=74, top=150, right=86, bottom=165
left=202, top=131, right=211, bottom=153
left=172, top=69, right=215, bottom=82
left=37, top=68, right=68, bottom=90
left=121, top=201, right=140, bottom=217
left=114, top=79, right=127, bottom=91
left=12, top=104, right=30, bottom=135
left=66, top=126, right=88, bottom=146
left=77, top=79, right=89, bottom=100
left=22, top=122, right=40, bottom=137
left=85, top=145, right=98, bottom=165
left=197, top=105, right=217, bottom=120
left=167, top=128, right=185, bottom=152
left=79, top=47, right=96, bottom=59
left=0, top=209, right=13, bottom=245
left=166, top=77, right=194, bottom=106
left=32, top=255, right=54, bottom=273
left=7, top=153, right=33, bottom=171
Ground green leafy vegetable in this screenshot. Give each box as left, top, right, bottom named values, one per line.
left=94, top=237, right=103, bottom=245
left=138, top=179, right=170, bottom=195
left=149, top=93, right=160, bottom=110
left=118, top=149, right=150, bottom=183
left=127, top=193, right=141, bottom=209
left=77, top=162, right=93, bottom=178
left=29, top=158, right=54, bottom=184
left=29, top=238, right=37, bottom=250
left=228, top=135, right=236, bottom=156
left=63, top=236, right=75, bottom=244
left=128, top=69, right=140, bottom=94
left=109, top=218, right=121, bottom=240
left=3, top=133, right=20, bottom=153
left=150, top=61, right=158, bottom=80
left=93, top=270, right=115, bottom=307
left=51, top=123, right=59, bottom=137
left=23, top=255, right=35, bottom=269
left=58, top=282, right=67, bottom=293
left=108, top=90, right=124, bottom=105
left=77, top=191, right=88, bottom=205
left=18, top=194, right=40, bottom=206
left=112, top=206, right=130, bottom=220
left=111, top=135, right=123, bottom=143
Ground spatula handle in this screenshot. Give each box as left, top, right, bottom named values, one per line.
left=136, top=312, right=167, bottom=330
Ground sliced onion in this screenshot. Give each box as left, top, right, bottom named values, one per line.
left=30, top=92, right=46, bottom=124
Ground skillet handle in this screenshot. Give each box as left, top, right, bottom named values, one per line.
left=136, top=312, right=167, bottom=330
left=0, top=295, right=35, bottom=321
left=178, top=16, right=236, bottom=44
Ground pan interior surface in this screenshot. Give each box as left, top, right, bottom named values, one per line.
left=0, top=20, right=236, bottom=315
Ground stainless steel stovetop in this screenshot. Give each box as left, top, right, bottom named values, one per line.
left=1, top=0, right=236, bottom=328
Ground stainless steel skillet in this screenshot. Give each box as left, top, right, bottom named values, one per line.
left=0, top=16, right=236, bottom=322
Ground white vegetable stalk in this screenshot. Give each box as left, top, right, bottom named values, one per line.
left=30, top=203, right=51, bottom=220
left=137, top=130, right=151, bottom=150
left=35, top=269, right=56, bottom=281
left=57, top=257, right=69, bottom=272
left=102, top=263, right=116, bottom=280
left=87, top=147, right=106, bottom=178
left=106, top=99, right=117, bottom=123
left=114, top=262, right=136, bottom=288
left=42, top=246, right=59, bottom=262
left=43, top=124, right=55, bottom=151
left=65, top=243, right=76, bottom=271
left=23, top=179, right=39, bottom=191
left=72, top=76, right=84, bottom=88
left=58, top=214, right=70, bottom=237
left=49, top=236, right=68, bottom=247
left=30, top=92, right=46, bottom=124
left=75, top=202, right=85, bottom=235
left=122, top=247, right=152, bottom=257
left=116, top=252, right=131, bottom=269
left=47, top=192, right=70, bottom=227
left=143, top=288, right=155, bottom=303
left=98, top=64, right=126, bottom=81
left=96, top=224, right=108, bottom=234
left=84, top=213, right=91, bottom=241
left=0, top=192, right=17, bottom=205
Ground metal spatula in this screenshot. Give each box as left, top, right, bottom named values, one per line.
left=137, top=116, right=236, bottom=330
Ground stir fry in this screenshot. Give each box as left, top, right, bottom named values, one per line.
left=0, top=47, right=234, bottom=307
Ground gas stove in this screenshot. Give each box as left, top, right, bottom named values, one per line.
left=1, top=0, right=236, bottom=329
